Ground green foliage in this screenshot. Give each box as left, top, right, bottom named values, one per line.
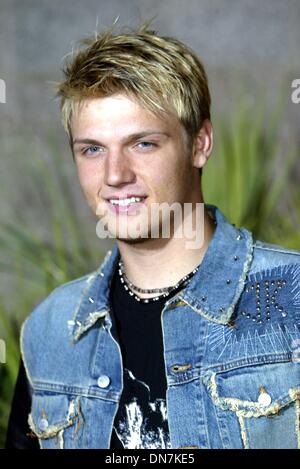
left=0, top=130, right=107, bottom=447
left=203, top=98, right=300, bottom=249
left=0, top=97, right=299, bottom=447
left=0, top=307, right=20, bottom=446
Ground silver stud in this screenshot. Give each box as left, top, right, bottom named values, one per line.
left=226, top=279, right=231, bottom=284
left=234, top=256, right=239, bottom=261
left=88, top=297, right=94, bottom=304
left=281, top=311, right=288, bottom=317
left=236, top=234, right=242, bottom=240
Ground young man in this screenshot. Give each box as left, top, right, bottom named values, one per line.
left=6, top=23, right=300, bottom=449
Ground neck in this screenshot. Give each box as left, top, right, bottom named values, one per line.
left=116, top=204, right=216, bottom=299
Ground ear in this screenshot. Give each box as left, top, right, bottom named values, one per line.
left=192, top=119, right=213, bottom=169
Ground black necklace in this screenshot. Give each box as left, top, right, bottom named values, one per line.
left=118, top=260, right=199, bottom=303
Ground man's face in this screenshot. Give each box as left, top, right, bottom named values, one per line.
left=71, top=93, right=202, bottom=242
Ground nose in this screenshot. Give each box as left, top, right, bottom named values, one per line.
left=103, top=148, right=135, bottom=187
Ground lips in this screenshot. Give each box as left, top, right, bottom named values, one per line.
left=105, top=193, right=147, bottom=200
left=105, top=195, right=147, bottom=214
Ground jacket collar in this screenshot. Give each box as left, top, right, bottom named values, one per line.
left=72, top=204, right=254, bottom=341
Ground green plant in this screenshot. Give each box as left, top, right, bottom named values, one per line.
left=0, top=130, right=107, bottom=447
left=202, top=97, right=300, bottom=249
left=0, top=306, right=20, bottom=447
left=0, top=95, right=299, bottom=447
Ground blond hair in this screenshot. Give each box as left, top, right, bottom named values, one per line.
left=55, top=20, right=211, bottom=148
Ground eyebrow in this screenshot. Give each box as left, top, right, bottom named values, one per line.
left=72, top=131, right=170, bottom=147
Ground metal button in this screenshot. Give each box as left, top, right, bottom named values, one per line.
left=39, top=418, right=49, bottom=431
left=258, top=392, right=272, bottom=406
left=97, top=375, right=111, bottom=388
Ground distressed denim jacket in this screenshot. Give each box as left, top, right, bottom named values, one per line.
left=20, top=204, right=300, bottom=449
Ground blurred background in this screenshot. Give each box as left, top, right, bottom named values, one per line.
left=0, top=0, right=299, bottom=447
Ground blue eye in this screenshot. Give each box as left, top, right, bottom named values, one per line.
left=137, top=141, right=157, bottom=149
left=83, top=145, right=102, bottom=156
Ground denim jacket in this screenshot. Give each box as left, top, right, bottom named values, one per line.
left=20, top=204, right=300, bottom=449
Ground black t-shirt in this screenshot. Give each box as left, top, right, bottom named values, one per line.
left=109, top=264, right=176, bottom=449
left=5, top=265, right=182, bottom=449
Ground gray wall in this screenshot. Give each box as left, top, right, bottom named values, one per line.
left=1, top=0, right=299, bottom=125
left=0, top=0, right=299, bottom=234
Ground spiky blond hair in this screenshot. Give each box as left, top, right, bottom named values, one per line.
left=55, top=20, right=211, bottom=148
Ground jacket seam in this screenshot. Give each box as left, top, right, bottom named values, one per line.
left=254, top=245, right=300, bottom=257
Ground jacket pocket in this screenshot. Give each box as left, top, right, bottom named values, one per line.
left=28, top=392, right=82, bottom=449
left=203, top=361, right=300, bottom=448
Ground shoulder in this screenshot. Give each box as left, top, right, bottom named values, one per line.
left=37, top=270, right=96, bottom=312
left=243, top=238, right=300, bottom=321
left=20, top=270, right=98, bottom=338
left=250, top=238, right=300, bottom=275
left=20, top=247, right=117, bottom=343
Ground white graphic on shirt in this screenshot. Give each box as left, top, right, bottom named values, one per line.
left=113, top=369, right=171, bottom=449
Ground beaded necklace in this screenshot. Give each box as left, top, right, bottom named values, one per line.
left=118, top=260, right=199, bottom=303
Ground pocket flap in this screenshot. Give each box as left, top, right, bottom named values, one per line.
left=28, top=392, right=80, bottom=439
left=204, top=361, right=300, bottom=417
